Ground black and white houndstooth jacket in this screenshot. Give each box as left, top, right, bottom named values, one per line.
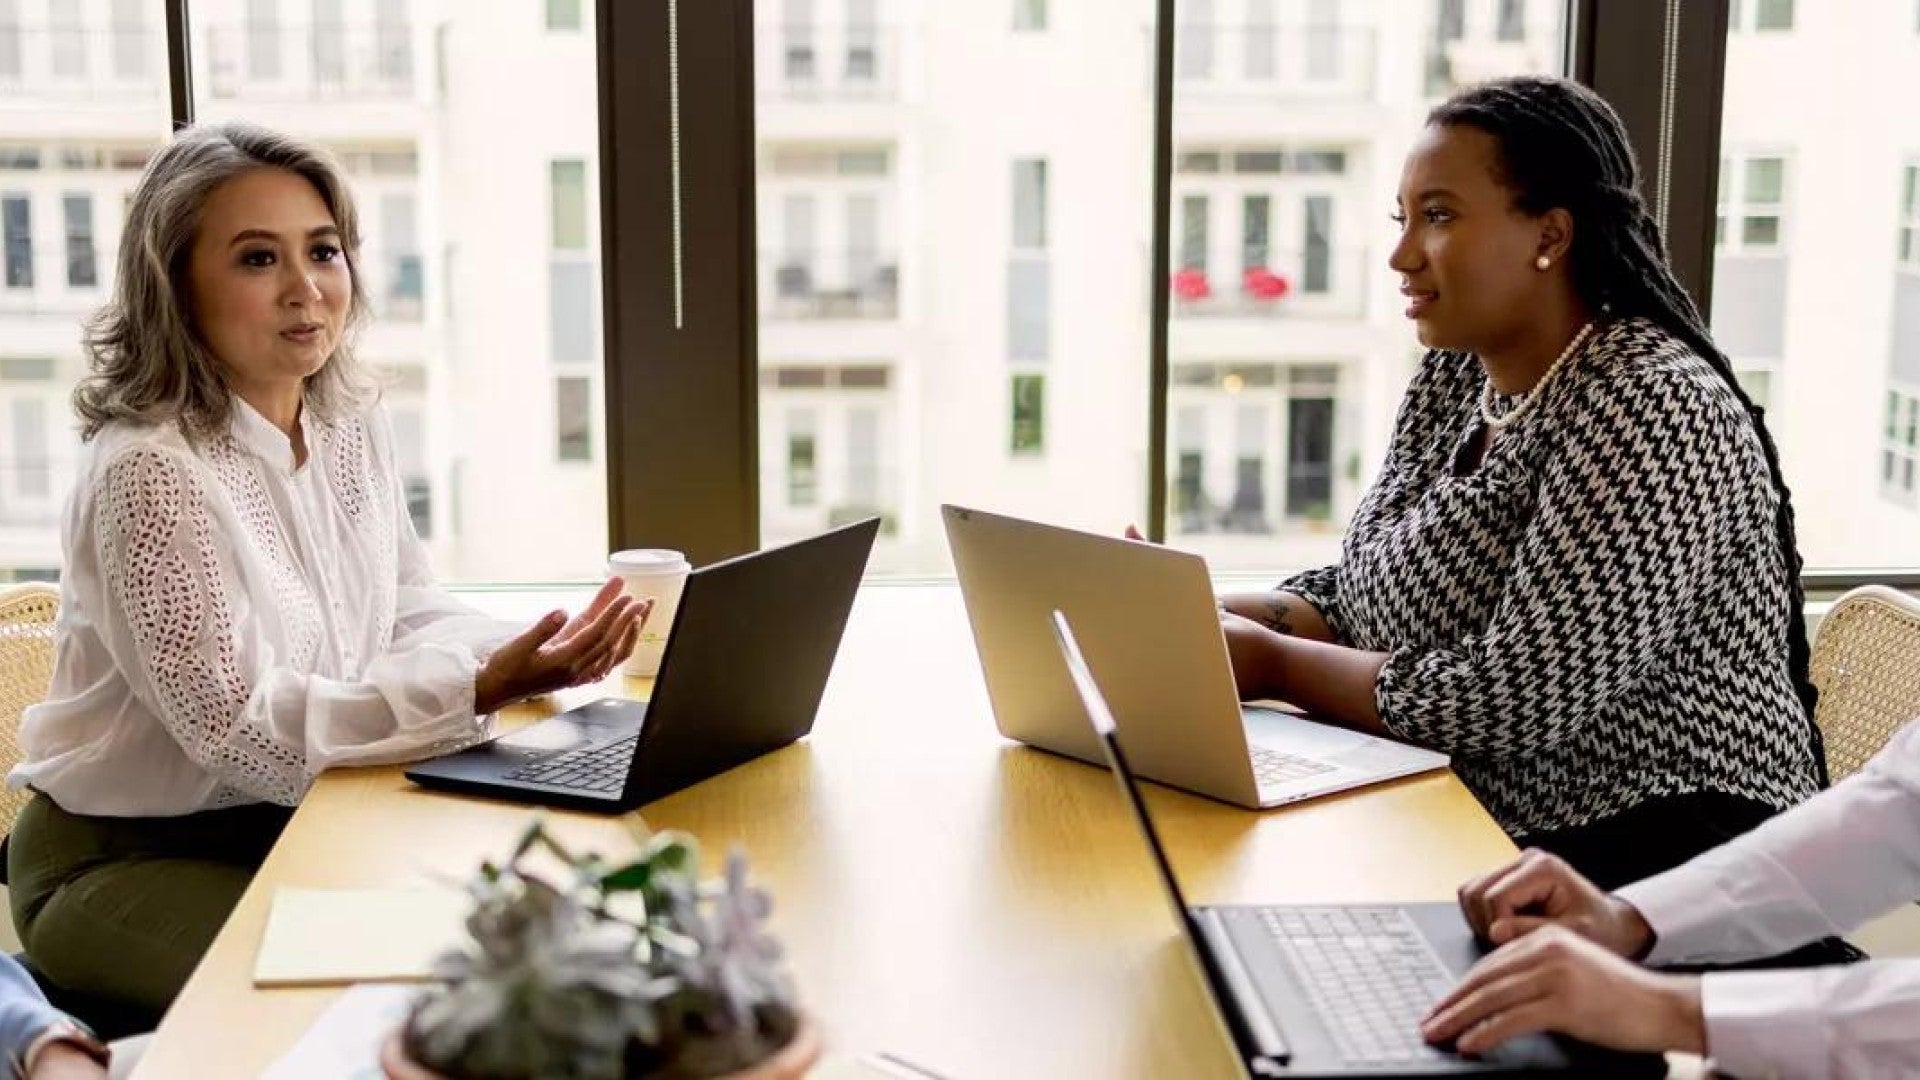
left=1281, top=317, right=1821, bottom=837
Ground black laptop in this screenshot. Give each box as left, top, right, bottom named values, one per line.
left=1048, top=611, right=1663, bottom=1079
left=405, top=519, right=879, bottom=813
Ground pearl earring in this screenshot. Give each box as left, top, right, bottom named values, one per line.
left=1535, top=255, right=1552, bottom=270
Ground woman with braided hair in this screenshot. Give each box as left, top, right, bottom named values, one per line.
left=1216, top=75, right=1843, bottom=933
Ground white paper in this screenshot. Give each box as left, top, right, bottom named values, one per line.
left=262, top=983, right=418, bottom=1080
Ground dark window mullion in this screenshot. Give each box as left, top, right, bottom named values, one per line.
left=1568, top=0, right=1730, bottom=313
left=600, top=0, right=759, bottom=565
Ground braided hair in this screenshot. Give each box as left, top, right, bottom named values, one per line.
left=1429, top=75, right=1829, bottom=786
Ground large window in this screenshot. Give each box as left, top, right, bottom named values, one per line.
left=753, top=0, right=1150, bottom=574
left=1164, top=0, right=1566, bottom=569
left=9, top=2, right=1896, bottom=586
left=1713, top=5, right=1920, bottom=565
left=185, top=0, right=606, bottom=579
left=0, top=0, right=168, bottom=578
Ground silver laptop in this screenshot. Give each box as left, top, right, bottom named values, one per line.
left=942, top=504, right=1447, bottom=810
left=1050, top=610, right=1664, bottom=1078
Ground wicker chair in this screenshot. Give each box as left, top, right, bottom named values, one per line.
left=1808, top=585, right=1920, bottom=958
left=1809, top=585, right=1920, bottom=782
left=0, top=583, right=55, bottom=838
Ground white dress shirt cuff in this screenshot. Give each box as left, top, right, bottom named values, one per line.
left=1617, top=868, right=1721, bottom=966
left=1701, top=970, right=1827, bottom=1080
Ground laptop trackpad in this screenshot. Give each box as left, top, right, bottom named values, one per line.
left=1242, top=706, right=1372, bottom=757
left=496, top=698, right=646, bottom=753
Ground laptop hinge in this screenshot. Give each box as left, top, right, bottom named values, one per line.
left=1193, top=908, right=1291, bottom=1072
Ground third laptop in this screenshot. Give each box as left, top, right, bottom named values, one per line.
left=1051, top=610, right=1662, bottom=1078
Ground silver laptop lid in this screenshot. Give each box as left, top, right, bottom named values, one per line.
left=944, top=505, right=1260, bottom=807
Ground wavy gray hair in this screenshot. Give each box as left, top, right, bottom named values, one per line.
left=74, top=121, right=377, bottom=442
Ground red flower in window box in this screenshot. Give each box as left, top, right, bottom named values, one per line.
left=1242, top=265, right=1292, bottom=301
left=1171, top=267, right=1212, bottom=301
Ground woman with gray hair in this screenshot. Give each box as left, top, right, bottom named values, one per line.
left=3, top=122, right=648, bottom=1020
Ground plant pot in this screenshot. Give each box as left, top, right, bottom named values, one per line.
left=379, top=1017, right=824, bottom=1080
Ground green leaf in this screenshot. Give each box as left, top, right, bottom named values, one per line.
left=599, top=861, right=654, bottom=893
left=642, top=832, right=699, bottom=876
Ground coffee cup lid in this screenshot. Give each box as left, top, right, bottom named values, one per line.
left=609, top=548, right=689, bottom=574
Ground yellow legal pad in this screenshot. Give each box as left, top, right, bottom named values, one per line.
left=253, top=888, right=472, bottom=988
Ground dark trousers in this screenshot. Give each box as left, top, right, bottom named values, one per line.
left=1517, top=790, right=1865, bottom=969
left=7, top=792, right=293, bottom=1017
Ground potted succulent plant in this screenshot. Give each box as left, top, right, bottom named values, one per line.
left=381, top=819, right=818, bottom=1080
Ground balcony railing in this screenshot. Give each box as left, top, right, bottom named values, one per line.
left=201, top=24, right=417, bottom=103
left=0, top=27, right=167, bottom=102
left=762, top=249, right=899, bottom=321
left=1175, top=24, right=1377, bottom=102
left=1170, top=248, right=1369, bottom=319
left=759, top=23, right=899, bottom=103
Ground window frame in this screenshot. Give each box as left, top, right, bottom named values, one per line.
left=137, top=0, right=1766, bottom=574
left=1716, top=149, right=1791, bottom=255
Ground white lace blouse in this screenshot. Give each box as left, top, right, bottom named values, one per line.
left=8, top=397, right=519, bottom=817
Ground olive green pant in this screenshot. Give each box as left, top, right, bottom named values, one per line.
left=7, top=793, right=292, bottom=1017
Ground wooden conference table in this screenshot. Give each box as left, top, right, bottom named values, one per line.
left=133, top=583, right=1526, bottom=1079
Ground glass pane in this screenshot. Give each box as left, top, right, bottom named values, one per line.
left=786, top=411, right=817, bottom=507
left=1009, top=373, right=1045, bottom=455
left=2, top=195, right=31, bottom=288
left=1735, top=367, right=1772, bottom=412
left=1741, top=215, right=1780, bottom=246
left=1241, top=194, right=1269, bottom=273
left=62, top=193, right=95, bottom=288
left=1011, top=159, right=1047, bottom=249
left=246, top=0, right=281, bottom=80
left=0, top=0, right=18, bottom=82
left=1496, top=0, right=1526, bottom=42
left=190, top=0, right=606, bottom=580
left=112, top=0, right=149, bottom=80
left=0, top=3, right=167, bottom=574
left=1715, top=8, right=1920, bottom=565
left=547, top=0, right=583, bottom=32
left=1165, top=0, right=1566, bottom=567
left=1178, top=194, right=1208, bottom=272
left=49, top=2, right=84, bottom=80
left=550, top=159, right=587, bottom=250
left=1745, top=156, right=1784, bottom=204
left=1755, top=0, right=1794, bottom=32
left=759, top=4, right=1164, bottom=573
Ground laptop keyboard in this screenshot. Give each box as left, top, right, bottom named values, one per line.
left=502, top=734, right=638, bottom=794
left=1249, top=744, right=1338, bottom=788
left=1258, top=906, right=1455, bottom=1067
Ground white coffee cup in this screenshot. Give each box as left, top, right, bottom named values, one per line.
left=609, top=548, right=691, bottom=678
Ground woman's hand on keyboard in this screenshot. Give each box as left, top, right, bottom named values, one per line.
left=475, top=579, right=650, bottom=714
left=1455, top=848, right=1656, bottom=959
left=1419, top=925, right=1704, bottom=1056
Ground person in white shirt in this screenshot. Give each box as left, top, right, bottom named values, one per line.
left=1419, top=716, right=1920, bottom=1078
left=4, top=122, right=648, bottom=1022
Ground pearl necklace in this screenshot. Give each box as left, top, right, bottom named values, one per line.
left=1479, top=321, right=1597, bottom=431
